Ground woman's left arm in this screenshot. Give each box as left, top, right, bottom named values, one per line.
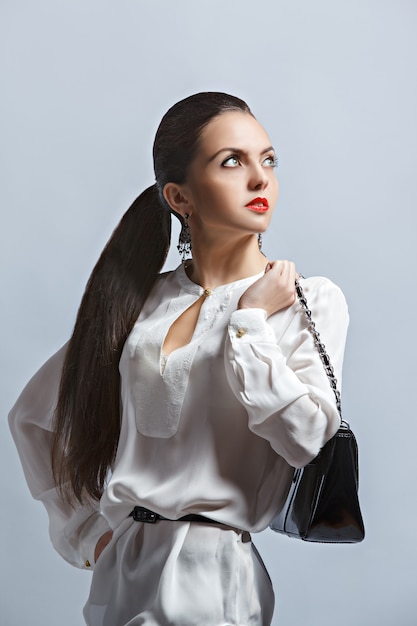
left=225, top=277, right=349, bottom=468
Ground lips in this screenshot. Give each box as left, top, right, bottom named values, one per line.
left=245, top=197, right=269, bottom=212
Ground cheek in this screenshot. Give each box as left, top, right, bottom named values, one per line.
left=271, top=178, right=279, bottom=205
left=197, top=181, right=231, bottom=210
left=189, top=173, right=221, bottom=202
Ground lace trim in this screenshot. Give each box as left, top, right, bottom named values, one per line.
left=160, top=352, right=169, bottom=375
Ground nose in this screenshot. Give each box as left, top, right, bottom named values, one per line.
left=248, top=162, right=269, bottom=190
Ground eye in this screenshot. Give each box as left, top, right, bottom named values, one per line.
left=263, top=154, right=278, bottom=168
left=221, top=155, right=241, bottom=168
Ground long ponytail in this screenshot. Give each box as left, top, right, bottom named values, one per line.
left=51, top=92, right=252, bottom=504
left=52, top=185, right=171, bottom=504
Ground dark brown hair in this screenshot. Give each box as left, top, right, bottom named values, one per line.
left=51, top=92, right=252, bottom=504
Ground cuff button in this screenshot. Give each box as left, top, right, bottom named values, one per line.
left=236, top=327, right=247, bottom=338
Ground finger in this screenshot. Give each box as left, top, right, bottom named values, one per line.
left=278, top=260, right=292, bottom=281
left=269, top=260, right=285, bottom=277
left=277, top=261, right=295, bottom=294
left=268, top=260, right=282, bottom=269
left=289, top=265, right=297, bottom=291
left=288, top=262, right=296, bottom=283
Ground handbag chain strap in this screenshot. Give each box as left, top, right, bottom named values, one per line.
left=295, top=279, right=342, bottom=418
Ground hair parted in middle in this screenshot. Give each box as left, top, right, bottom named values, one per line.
left=51, top=92, right=254, bottom=504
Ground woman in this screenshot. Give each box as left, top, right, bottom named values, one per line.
left=9, top=92, right=349, bottom=626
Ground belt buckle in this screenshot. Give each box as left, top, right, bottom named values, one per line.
left=132, top=507, right=158, bottom=523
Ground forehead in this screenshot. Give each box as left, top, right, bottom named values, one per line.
left=197, top=111, right=272, bottom=156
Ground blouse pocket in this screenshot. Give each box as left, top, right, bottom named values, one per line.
left=131, top=340, right=194, bottom=438
left=133, top=386, right=183, bottom=439
left=132, top=356, right=184, bottom=439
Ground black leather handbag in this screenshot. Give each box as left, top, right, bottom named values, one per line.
left=270, top=281, right=365, bottom=543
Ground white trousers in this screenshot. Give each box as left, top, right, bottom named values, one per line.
left=83, top=518, right=275, bottom=626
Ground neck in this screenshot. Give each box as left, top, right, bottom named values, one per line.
left=185, top=233, right=268, bottom=289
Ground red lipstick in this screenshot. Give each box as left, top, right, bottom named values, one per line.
left=245, top=197, right=269, bottom=212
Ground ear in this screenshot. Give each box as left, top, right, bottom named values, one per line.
left=163, top=183, right=193, bottom=219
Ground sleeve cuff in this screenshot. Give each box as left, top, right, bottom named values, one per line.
left=228, top=308, right=275, bottom=343
left=78, top=513, right=112, bottom=570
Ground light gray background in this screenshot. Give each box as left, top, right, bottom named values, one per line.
left=1, top=1, right=416, bottom=624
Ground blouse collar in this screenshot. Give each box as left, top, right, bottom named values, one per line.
left=174, top=263, right=264, bottom=296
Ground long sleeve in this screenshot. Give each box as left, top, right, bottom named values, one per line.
left=8, top=345, right=111, bottom=569
left=225, top=277, right=349, bottom=468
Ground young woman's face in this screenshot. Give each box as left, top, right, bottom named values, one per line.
left=184, top=111, right=279, bottom=239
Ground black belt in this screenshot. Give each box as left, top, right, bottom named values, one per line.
left=129, top=506, right=220, bottom=525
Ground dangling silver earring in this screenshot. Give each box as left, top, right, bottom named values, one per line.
left=178, top=213, right=192, bottom=261
left=258, top=233, right=262, bottom=251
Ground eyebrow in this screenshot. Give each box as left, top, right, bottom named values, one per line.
left=207, top=145, right=275, bottom=162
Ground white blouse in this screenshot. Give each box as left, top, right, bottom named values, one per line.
left=8, top=264, right=349, bottom=571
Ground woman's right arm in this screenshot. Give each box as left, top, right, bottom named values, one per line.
left=8, top=344, right=112, bottom=569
